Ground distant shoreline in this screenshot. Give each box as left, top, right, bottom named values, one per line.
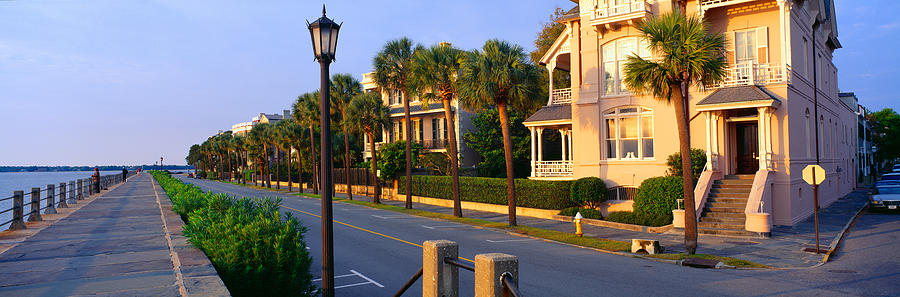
left=0, top=166, right=194, bottom=173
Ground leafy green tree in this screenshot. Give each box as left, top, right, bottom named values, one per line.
left=410, top=42, right=465, bottom=217
left=868, top=108, right=900, bottom=169
left=529, top=6, right=570, bottom=102
left=293, top=92, right=320, bottom=194
left=622, top=13, right=726, bottom=254
left=459, top=39, right=542, bottom=226
left=249, top=123, right=273, bottom=187
left=665, top=148, right=707, bottom=180
left=344, top=92, right=390, bottom=203
left=463, top=108, right=531, bottom=178
left=374, top=37, right=423, bottom=209
left=331, top=74, right=363, bottom=199
left=376, top=140, right=422, bottom=184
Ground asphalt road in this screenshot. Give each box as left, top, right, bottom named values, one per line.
left=179, top=176, right=900, bottom=297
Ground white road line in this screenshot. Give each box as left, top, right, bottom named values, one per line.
left=334, top=282, right=376, bottom=289
left=422, top=225, right=463, bottom=229
left=312, top=273, right=357, bottom=282
left=351, top=269, right=385, bottom=288
left=486, top=238, right=535, bottom=243
left=371, top=214, right=409, bottom=219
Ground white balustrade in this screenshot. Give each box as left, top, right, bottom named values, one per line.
left=551, top=88, right=572, bottom=105
left=534, top=161, right=573, bottom=177
left=711, top=63, right=791, bottom=88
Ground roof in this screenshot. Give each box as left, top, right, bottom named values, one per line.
left=695, top=86, right=781, bottom=111
left=523, top=104, right=572, bottom=124
left=557, top=5, right=579, bottom=22
left=389, top=102, right=445, bottom=116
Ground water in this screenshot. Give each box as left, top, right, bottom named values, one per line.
left=0, top=171, right=121, bottom=229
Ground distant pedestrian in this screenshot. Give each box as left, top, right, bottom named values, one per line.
left=122, top=167, right=128, bottom=182
left=92, top=167, right=101, bottom=192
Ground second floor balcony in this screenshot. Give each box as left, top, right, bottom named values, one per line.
left=534, top=160, right=573, bottom=178
left=584, top=0, right=650, bottom=27
left=711, top=63, right=791, bottom=88
left=551, top=88, right=572, bottom=105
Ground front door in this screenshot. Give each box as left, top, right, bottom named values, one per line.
left=735, top=123, right=759, bottom=174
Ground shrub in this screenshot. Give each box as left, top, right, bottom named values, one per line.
left=559, top=207, right=603, bottom=220
left=569, top=177, right=607, bottom=208
left=633, top=176, right=683, bottom=217
left=399, top=175, right=575, bottom=210
left=605, top=211, right=672, bottom=227
left=376, top=140, right=423, bottom=182
left=665, top=148, right=707, bottom=179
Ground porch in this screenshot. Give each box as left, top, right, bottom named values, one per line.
left=523, top=104, right=574, bottom=179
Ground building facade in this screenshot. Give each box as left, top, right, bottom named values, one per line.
left=526, top=0, right=856, bottom=233
left=230, top=110, right=291, bottom=136
left=361, top=72, right=480, bottom=168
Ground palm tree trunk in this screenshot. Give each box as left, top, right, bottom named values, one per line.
left=264, top=144, right=271, bottom=188
left=288, top=146, right=293, bottom=192
left=344, top=127, right=353, bottom=200
left=297, top=146, right=304, bottom=194
left=275, top=146, right=281, bottom=190
left=673, top=82, right=698, bottom=254
left=497, top=102, right=517, bottom=226
left=309, top=125, right=319, bottom=194
left=369, top=131, right=381, bottom=204
left=403, top=89, right=413, bottom=209
left=227, top=150, right=232, bottom=181
left=442, top=97, right=462, bottom=217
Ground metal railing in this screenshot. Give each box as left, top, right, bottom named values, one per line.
left=394, top=240, right=523, bottom=297
left=1, top=172, right=135, bottom=230
left=533, top=160, right=573, bottom=177
left=711, top=62, right=791, bottom=88
left=608, top=186, right=638, bottom=201
left=586, top=0, right=649, bottom=20
left=393, top=257, right=523, bottom=297
left=550, top=88, right=572, bottom=105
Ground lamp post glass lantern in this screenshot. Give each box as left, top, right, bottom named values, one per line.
left=308, top=5, right=340, bottom=297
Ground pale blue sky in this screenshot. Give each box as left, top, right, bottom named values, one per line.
left=0, top=0, right=895, bottom=166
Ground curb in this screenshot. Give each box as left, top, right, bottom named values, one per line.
left=817, top=203, right=869, bottom=266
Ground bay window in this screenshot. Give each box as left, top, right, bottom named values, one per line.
left=604, top=107, right=654, bottom=159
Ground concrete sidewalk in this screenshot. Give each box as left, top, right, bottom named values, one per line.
left=311, top=186, right=869, bottom=268
left=0, top=174, right=228, bottom=296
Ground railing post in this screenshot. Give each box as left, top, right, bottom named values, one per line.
left=474, top=253, right=518, bottom=297
left=77, top=179, right=83, bottom=200
left=69, top=181, right=77, bottom=204
left=9, top=191, right=26, bottom=230
left=28, top=187, right=42, bottom=222
left=45, top=184, right=57, bottom=214
left=423, top=240, right=459, bottom=297
left=58, top=182, right=69, bottom=208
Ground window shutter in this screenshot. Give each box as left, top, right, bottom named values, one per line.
left=756, top=27, right=769, bottom=64
left=725, top=31, right=736, bottom=64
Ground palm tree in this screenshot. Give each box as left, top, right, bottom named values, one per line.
left=273, top=120, right=292, bottom=190
left=344, top=92, right=390, bottom=204
left=410, top=42, right=465, bottom=217
left=249, top=123, right=273, bottom=187
left=331, top=74, right=363, bottom=200
left=231, top=135, right=246, bottom=182
left=294, top=92, right=321, bottom=194
left=623, top=12, right=726, bottom=254
left=459, top=39, right=542, bottom=226
left=374, top=37, right=422, bottom=209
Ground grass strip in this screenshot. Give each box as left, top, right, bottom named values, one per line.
left=646, top=253, right=769, bottom=268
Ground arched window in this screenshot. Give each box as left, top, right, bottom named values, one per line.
left=602, top=37, right=650, bottom=96
left=604, top=107, right=654, bottom=159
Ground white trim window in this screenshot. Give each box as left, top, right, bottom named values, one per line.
left=604, top=107, right=654, bottom=160
left=602, top=37, right=650, bottom=96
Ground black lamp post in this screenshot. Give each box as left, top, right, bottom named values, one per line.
left=307, top=5, right=340, bottom=297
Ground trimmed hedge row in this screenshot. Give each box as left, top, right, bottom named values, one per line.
left=150, top=172, right=316, bottom=297
left=605, top=211, right=673, bottom=227
left=399, top=175, right=576, bottom=210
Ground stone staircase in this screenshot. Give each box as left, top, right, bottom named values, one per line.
left=697, top=174, right=760, bottom=237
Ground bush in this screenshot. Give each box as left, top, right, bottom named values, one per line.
left=376, top=140, right=423, bottom=182
left=559, top=207, right=603, bottom=220
left=605, top=211, right=672, bottom=227
left=150, top=171, right=317, bottom=297
left=399, top=175, right=575, bottom=210
left=569, top=177, right=607, bottom=208
left=665, top=148, right=706, bottom=179
left=633, top=176, right=683, bottom=217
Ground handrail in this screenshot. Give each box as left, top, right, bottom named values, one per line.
left=501, top=272, right=523, bottom=297
left=392, top=267, right=423, bottom=297
left=444, top=257, right=475, bottom=272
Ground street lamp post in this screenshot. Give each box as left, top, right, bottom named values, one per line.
left=308, top=5, right=341, bottom=297
left=160, top=157, right=164, bottom=171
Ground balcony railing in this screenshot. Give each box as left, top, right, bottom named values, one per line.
left=362, top=72, right=376, bottom=85
left=700, top=0, right=756, bottom=9
left=711, top=63, right=791, bottom=88
left=534, top=160, right=573, bottom=177
left=585, top=0, right=649, bottom=24
left=363, top=142, right=386, bottom=153
left=419, top=139, right=447, bottom=150
left=551, top=88, right=572, bottom=105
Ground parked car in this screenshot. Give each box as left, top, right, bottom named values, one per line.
left=871, top=186, right=900, bottom=210
left=875, top=180, right=900, bottom=188
left=882, top=173, right=900, bottom=181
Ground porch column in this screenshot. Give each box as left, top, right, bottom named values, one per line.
left=547, top=63, right=555, bottom=105
left=529, top=127, right=536, bottom=177
left=757, top=107, right=771, bottom=171
left=712, top=111, right=721, bottom=170
left=567, top=130, right=573, bottom=163
left=559, top=129, right=567, bottom=161
left=537, top=128, right=544, bottom=162
left=705, top=111, right=713, bottom=171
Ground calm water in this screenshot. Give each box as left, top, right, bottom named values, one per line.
left=0, top=171, right=120, bottom=228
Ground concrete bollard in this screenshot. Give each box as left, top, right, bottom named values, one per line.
left=9, top=191, right=27, bottom=230
left=28, top=187, right=42, bottom=222
left=68, top=181, right=77, bottom=204
left=58, top=183, right=68, bottom=208
left=474, top=253, right=518, bottom=297
left=77, top=179, right=84, bottom=200
left=631, top=239, right=662, bottom=254
left=45, top=184, right=57, bottom=214
left=423, top=240, right=459, bottom=297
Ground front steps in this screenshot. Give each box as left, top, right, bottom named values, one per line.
left=697, top=174, right=761, bottom=237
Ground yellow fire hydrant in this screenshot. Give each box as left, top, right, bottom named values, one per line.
left=574, top=212, right=583, bottom=237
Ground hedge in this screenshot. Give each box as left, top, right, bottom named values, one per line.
left=570, top=177, right=607, bottom=208
left=399, top=175, right=576, bottom=210
left=559, top=207, right=603, bottom=220
left=633, top=176, right=683, bottom=217
left=605, top=211, right=672, bottom=227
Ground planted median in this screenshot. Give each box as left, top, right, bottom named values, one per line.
left=150, top=171, right=317, bottom=297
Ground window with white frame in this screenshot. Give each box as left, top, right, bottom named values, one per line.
left=602, top=37, right=650, bottom=96
left=604, top=107, right=654, bottom=159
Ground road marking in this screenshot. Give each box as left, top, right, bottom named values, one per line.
left=486, top=238, right=534, bottom=243
left=334, top=282, right=377, bottom=289
left=279, top=204, right=474, bottom=263
left=422, top=225, right=464, bottom=229
left=371, top=214, right=410, bottom=219
left=313, top=273, right=356, bottom=282
left=351, top=269, right=385, bottom=288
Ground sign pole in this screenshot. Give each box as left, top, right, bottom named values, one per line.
left=812, top=171, right=820, bottom=253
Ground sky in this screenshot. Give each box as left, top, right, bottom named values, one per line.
left=0, top=0, right=896, bottom=166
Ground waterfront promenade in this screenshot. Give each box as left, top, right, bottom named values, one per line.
left=0, top=174, right=227, bottom=296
